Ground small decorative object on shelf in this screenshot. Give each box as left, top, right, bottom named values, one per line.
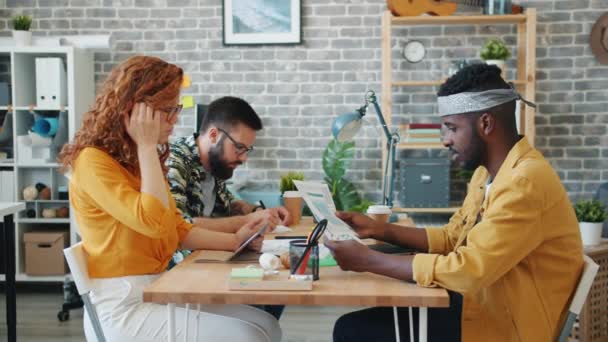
left=11, top=15, right=32, bottom=47
left=483, top=0, right=512, bottom=15
left=574, top=199, right=607, bottom=246
left=23, top=185, right=38, bottom=201
left=41, top=208, right=57, bottom=218
left=58, top=186, right=69, bottom=200
left=26, top=209, right=36, bottom=218
left=39, top=187, right=51, bottom=200
left=480, top=38, right=511, bottom=70
left=35, top=182, right=47, bottom=193
left=56, top=207, right=69, bottom=218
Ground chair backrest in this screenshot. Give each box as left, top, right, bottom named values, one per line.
left=63, top=242, right=94, bottom=295
left=63, top=242, right=106, bottom=342
left=557, top=254, right=600, bottom=342
left=569, top=255, right=600, bottom=315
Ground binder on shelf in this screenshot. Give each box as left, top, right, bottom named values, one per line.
left=1, top=170, right=15, bottom=202
left=35, top=58, right=67, bottom=109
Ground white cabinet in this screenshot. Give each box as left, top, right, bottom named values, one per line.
left=0, top=46, right=94, bottom=282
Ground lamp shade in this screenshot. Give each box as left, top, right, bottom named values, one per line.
left=332, top=112, right=363, bottom=142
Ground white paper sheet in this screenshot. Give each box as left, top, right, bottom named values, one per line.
left=293, top=180, right=359, bottom=241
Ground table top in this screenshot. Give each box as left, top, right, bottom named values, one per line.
left=584, top=239, right=608, bottom=255
left=0, top=202, right=25, bottom=217
left=143, top=217, right=449, bottom=308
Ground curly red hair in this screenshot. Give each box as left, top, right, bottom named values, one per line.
left=59, top=55, right=183, bottom=175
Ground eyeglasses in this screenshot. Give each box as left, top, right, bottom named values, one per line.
left=162, top=104, right=183, bottom=122
left=217, top=127, right=254, bottom=156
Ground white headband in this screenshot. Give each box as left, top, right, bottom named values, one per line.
left=437, top=88, right=536, bottom=116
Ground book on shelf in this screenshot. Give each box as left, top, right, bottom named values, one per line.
left=406, top=134, right=441, bottom=139
left=403, top=137, right=442, bottom=143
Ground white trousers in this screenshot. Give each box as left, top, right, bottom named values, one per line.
left=84, top=274, right=282, bottom=342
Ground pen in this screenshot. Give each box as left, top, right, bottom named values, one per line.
left=291, top=220, right=327, bottom=275
left=259, top=200, right=266, bottom=210
left=275, top=236, right=307, bottom=240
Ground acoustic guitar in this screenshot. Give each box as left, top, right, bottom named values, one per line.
left=387, top=0, right=522, bottom=17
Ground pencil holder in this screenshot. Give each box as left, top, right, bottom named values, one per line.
left=289, top=239, right=319, bottom=281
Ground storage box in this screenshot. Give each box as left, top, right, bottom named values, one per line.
left=24, top=231, right=69, bottom=275
left=399, top=157, right=450, bottom=208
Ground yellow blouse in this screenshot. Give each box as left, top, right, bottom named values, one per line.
left=413, top=138, right=583, bottom=341
left=69, top=147, right=193, bottom=278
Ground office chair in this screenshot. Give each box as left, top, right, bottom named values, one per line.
left=557, top=254, right=600, bottom=342
left=63, top=242, right=107, bottom=342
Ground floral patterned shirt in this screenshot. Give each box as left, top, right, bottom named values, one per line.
left=167, top=133, right=235, bottom=266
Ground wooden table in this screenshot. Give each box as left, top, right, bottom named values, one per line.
left=144, top=217, right=449, bottom=342
left=0, top=202, right=26, bottom=342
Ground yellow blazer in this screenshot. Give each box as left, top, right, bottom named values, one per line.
left=70, top=147, right=193, bottom=278
left=413, top=138, right=583, bottom=341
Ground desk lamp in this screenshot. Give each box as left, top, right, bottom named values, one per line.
left=331, top=90, right=400, bottom=207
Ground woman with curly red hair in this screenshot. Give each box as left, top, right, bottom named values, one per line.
left=59, top=55, right=281, bottom=342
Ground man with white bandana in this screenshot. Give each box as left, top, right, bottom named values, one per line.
left=327, top=64, right=583, bottom=342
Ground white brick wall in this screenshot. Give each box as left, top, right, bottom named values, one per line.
left=2, top=0, right=607, bottom=201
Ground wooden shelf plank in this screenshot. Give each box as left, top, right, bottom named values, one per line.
left=390, top=13, right=527, bottom=26
left=15, top=273, right=67, bottom=282
left=17, top=218, right=70, bottom=224
left=398, top=142, right=446, bottom=149
left=17, top=163, right=60, bottom=168
left=12, top=106, right=70, bottom=111
left=392, top=79, right=526, bottom=87
left=393, top=207, right=460, bottom=214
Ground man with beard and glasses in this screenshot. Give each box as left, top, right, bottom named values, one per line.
left=325, top=64, right=583, bottom=342
left=167, top=96, right=289, bottom=318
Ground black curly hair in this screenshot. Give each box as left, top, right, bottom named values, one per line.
left=437, top=63, right=510, bottom=96
left=438, top=63, right=518, bottom=135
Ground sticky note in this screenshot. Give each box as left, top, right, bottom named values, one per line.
left=230, top=268, right=264, bottom=279
left=181, top=74, right=191, bottom=88
left=181, top=95, right=194, bottom=109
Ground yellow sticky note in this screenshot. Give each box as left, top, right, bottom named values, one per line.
left=181, top=95, right=194, bottom=109
left=181, top=74, right=191, bottom=88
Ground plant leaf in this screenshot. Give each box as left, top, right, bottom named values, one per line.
left=334, top=178, right=362, bottom=212
left=322, top=139, right=355, bottom=182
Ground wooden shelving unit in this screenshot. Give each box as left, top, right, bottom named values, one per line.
left=381, top=9, right=537, bottom=213
left=0, top=46, right=95, bottom=283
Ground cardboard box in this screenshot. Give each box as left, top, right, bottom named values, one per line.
left=24, top=231, right=69, bottom=275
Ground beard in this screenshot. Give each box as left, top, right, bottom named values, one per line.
left=460, top=128, right=485, bottom=171
left=208, top=137, right=242, bottom=180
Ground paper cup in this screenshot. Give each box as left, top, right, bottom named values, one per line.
left=283, top=191, right=302, bottom=226
left=367, top=205, right=392, bottom=223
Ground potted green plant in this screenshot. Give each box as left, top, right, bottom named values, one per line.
left=574, top=199, right=607, bottom=246
left=279, top=171, right=304, bottom=194
left=322, top=139, right=372, bottom=213
left=480, top=38, right=511, bottom=69
left=12, top=15, right=33, bottom=47
left=280, top=172, right=304, bottom=225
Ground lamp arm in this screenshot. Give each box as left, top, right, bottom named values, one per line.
left=367, top=91, right=399, bottom=207
left=383, top=134, right=399, bottom=207
left=369, top=97, right=393, bottom=141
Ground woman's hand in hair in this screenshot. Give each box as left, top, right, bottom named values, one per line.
left=125, top=102, right=161, bottom=148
